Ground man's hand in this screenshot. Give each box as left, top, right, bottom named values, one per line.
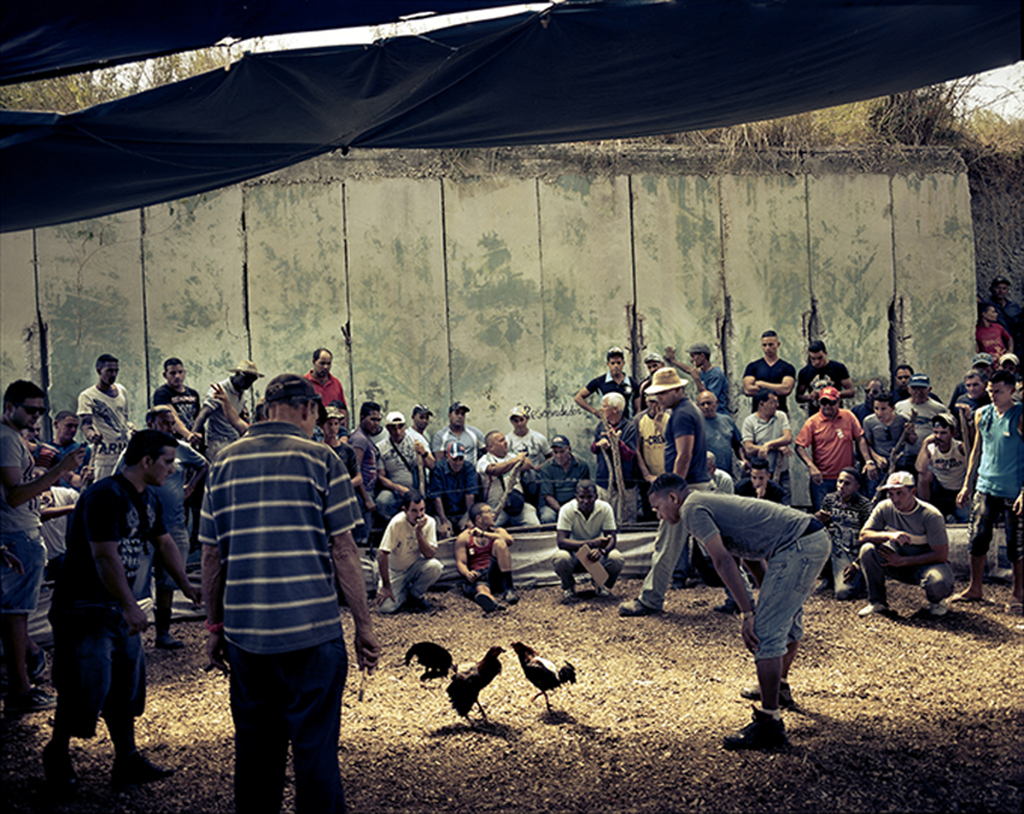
left=754, top=481, right=767, bottom=500
left=438, top=520, right=452, bottom=538
left=182, top=582, right=202, bottom=607
left=814, top=509, right=832, bottom=526
left=741, top=615, right=759, bottom=654
left=375, top=586, right=394, bottom=607
left=413, top=440, right=427, bottom=456
left=1, top=548, right=24, bottom=574
left=956, top=486, right=971, bottom=508
left=412, top=514, right=427, bottom=530
left=123, top=603, right=149, bottom=635
left=808, top=464, right=823, bottom=485
left=663, top=347, right=678, bottom=364
left=879, top=545, right=907, bottom=568
left=1014, top=493, right=1023, bottom=517
left=465, top=569, right=480, bottom=584
left=595, top=438, right=610, bottom=451
left=206, top=630, right=229, bottom=675
left=354, top=628, right=382, bottom=674
left=56, top=446, right=87, bottom=475
left=888, top=531, right=912, bottom=546
left=363, top=495, right=375, bottom=512
left=841, top=560, right=860, bottom=582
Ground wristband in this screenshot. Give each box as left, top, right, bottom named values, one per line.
left=205, top=620, right=224, bottom=634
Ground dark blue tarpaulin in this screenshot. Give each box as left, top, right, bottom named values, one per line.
left=1, top=0, right=1020, bottom=233
left=0, top=1, right=529, bottom=84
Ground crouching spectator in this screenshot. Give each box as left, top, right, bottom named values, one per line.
left=852, top=472, right=955, bottom=618
left=815, top=467, right=872, bottom=600
left=552, top=481, right=624, bottom=601
left=376, top=489, right=442, bottom=614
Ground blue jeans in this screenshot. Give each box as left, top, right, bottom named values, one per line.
left=811, top=478, right=837, bottom=512
left=228, top=635, right=349, bottom=814
left=1, top=529, right=45, bottom=613
left=638, top=519, right=691, bottom=611
left=753, top=530, right=830, bottom=660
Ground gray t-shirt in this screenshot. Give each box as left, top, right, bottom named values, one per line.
left=863, top=498, right=948, bottom=557
left=680, top=492, right=813, bottom=560
left=1, top=422, right=41, bottom=533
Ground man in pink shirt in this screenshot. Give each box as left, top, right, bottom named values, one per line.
left=795, top=386, right=876, bottom=510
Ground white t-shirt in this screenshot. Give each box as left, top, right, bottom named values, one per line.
left=379, top=511, right=437, bottom=572
left=77, top=384, right=131, bottom=457
left=477, top=452, right=525, bottom=507
left=505, top=428, right=550, bottom=468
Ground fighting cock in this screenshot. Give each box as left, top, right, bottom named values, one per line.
left=509, top=641, right=577, bottom=713
left=405, top=642, right=505, bottom=723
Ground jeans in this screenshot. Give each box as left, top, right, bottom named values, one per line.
left=378, top=558, right=443, bottom=613
left=810, top=478, right=837, bottom=512
left=753, top=529, right=830, bottom=660
left=538, top=504, right=559, bottom=525
left=638, top=519, right=690, bottom=611
left=1, top=529, right=46, bottom=613
left=228, top=635, right=349, bottom=814
left=830, top=547, right=864, bottom=600
left=859, top=542, right=956, bottom=605
left=552, top=549, right=624, bottom=590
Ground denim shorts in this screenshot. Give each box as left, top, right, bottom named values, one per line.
left=753, top=529, right=830, bottom=661
left=50, top=603, right=146, bottom=738
left=1, top=529, right=46, bottom=614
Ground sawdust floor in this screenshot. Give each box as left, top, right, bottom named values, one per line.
left=3, top=579, right=1022, bottom=814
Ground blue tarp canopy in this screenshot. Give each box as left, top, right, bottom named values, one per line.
left=0, top=1, right=528, bottom=84
left=2, top=0, right=1020, bottom=233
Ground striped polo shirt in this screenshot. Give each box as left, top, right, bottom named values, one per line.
left=200, top=421, right=361, bottom=654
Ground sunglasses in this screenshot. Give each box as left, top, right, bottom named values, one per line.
left=819, top=398, right=837, bottom=406
left=17, top=404, right=46, bottom=417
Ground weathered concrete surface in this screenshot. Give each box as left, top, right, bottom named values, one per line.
left=0, top=231, right=39, bottom=388
left=0, top=147, right=980, bottom=494
left=34, top=214, right=145, bottom=423
left=346, top=178, right=448, bottom=417
left=144, top=189, right=247, bottom=406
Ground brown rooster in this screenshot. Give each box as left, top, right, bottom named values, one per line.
left=509, top=641, right=577, bottom=713
left=405, top=642, right=505, bottom=723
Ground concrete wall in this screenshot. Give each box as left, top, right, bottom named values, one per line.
left=0, top=146, right=977, bottom=501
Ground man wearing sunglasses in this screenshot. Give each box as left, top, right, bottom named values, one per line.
left=795, top=386, right=875, bottom=511
left=2, top=381, right=86, bottom=715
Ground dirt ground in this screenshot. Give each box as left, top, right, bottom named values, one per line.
left=2, top=578, right=1022, bottom=814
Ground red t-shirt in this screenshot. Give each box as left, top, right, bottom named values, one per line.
left=976, top=324, right=1011, bottom=358
left=304, top=371, right=346, bottom=409
left=795, top=409, right=863, bottom=478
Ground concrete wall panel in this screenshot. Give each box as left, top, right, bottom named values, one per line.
left=246, top=183, right=346, bottom=391
left=36, top=214, right=145, bottom=421
left=0, top=231, right=40, bottom=390
left=538, top=175, right=633, bottom=454
left=807, top=174, right=894, bottom=388
left=143, top=189, right=246, bottom=405
left=444, top=178, right=544, bottom=434
left=892, top=174, right=977, bottom=404
left=346, top=178, right=448, bottom=418
left=634, top=175, right=723, bottom=400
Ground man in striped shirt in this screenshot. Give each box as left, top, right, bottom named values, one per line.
left=201, top=374, right=380, bottom=814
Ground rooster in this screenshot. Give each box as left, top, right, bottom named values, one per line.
left=509, top=641, right=577, bottom=713
left=405, top=642, right=505, bottom=723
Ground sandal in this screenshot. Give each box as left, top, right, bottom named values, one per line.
left=1005, top=602, right=1023, bottom=616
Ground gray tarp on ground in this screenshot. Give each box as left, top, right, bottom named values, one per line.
left=2, top=0, right=1020, bottom=233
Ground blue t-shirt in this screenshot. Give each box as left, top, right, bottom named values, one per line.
left=700, top=366, right=730, bottom=414
left=703, top=413, right=742, bottom=475
left=664, top=398, right=710, bottom=484
left=977, top=403, right=1024, bottom=498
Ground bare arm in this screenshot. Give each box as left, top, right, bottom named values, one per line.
left=574, top=386, right=601, bottom=418
left=672, top=434, right=694, bottom=479
left=1, top=447, right=85, bottom=508
left=703, top=533, right=758, bottom=653
left=331, top=530, right=381, bottom=673
left=155, top=532, right=201, bottom=603
left=92, top=539, right=148, bottom=634
left=202, top=544, right=229, bottom=673
left=956, top=411, right=985, bottom=507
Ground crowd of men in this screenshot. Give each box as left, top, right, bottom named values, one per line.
left=1, top=274, right=1021, bottom=803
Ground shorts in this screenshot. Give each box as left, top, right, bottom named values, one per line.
left=459, top=557, right=503, bottom=597
left=50, top=602, right=146, bottom=738
left=1, top=529, right=46, bottom=614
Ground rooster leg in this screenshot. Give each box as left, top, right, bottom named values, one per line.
left=476, top=702, right=489, bottom=724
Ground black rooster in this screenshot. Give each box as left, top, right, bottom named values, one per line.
left=405, top=642, right=505, bottom=723
left=509, top=641, right=577, bottom=713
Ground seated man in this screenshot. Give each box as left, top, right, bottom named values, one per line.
left=741, top=390, right=792, bottom=504
left=506, top=405, right=551, bottom=508
left=591, top=393, right=640, bottom=523
left=427, top=441, right=477, bottom=538
left=553, top=481, right=625, bottom=601
left=697, top=390, right=745, bottom=479
left=735, top=458, right=784, bottom=503
left=706, top=451, right=735, bottom=494
left=454, top=503, right=517, bottom=612
left=477, top=430, right=540, bottom=527
left=537, top=435, right=591, bottom=524
left=815, top=467, right=872, bottom=600
left=851, top=471, right=955, bottom=618
left=375, top=411, right=434, bottom=521
left=375, top=489, right=443, bottom=614
left=915, top=413, right=968, bottom=523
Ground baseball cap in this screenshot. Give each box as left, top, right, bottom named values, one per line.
left=412, top=404, right=432, bottom=417
left=550, top=435, right=571, bottom=448
left=818, top=386, right=840, bottom=402
left=972, top=353, right=994, bottom=367
left=643, top=351, right=665, bottom=365
left=385, top=411, right=406, bottom=426
left=878, top=471, right=915, bottom=490
left=687, top=342, right=712, bottom=356
left=606, top=346, right=625, bottom=360
left=932, top=413, right=956, bottom=429
left=908, top=374, right=931, bottom=388
left=509, top=405, right=528, bottom=418
left=444, top=441, right=467, bottom=458
left=448, top=402, right=470, bottom=413
left=999, top=353, right=1019, bottom=366
left=264, top=374, right=327, bottom=422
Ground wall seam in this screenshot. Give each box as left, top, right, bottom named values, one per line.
left=887, top=174, right=900, bottom=383
left=804, top=172, right=817, bottom=344
left=440, top=178, right=454, bottom=403
left=140, top=208, right=152, bottom=408
left=32, top=229, right=51, bottom=440
left=342, top=182, right=355, bottom=408
left=535, top=178, right=546, bottom=430
left=627, top=174, right=640, bottom=382
left=241, top=188, right=254, bottom=413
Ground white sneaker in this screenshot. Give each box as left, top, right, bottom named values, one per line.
left=561, top=589, right=575, bottom=602
left=858, top=602, right=889, bottom=617
left=595, top=586, right=611, bottom=597
left=929, top=601, right=949, bottom=617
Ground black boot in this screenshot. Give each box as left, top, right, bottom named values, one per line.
left=722, top=707, right=788, bottom=750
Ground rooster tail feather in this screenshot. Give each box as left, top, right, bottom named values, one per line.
left=558, top=663, right=577, bottom=685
